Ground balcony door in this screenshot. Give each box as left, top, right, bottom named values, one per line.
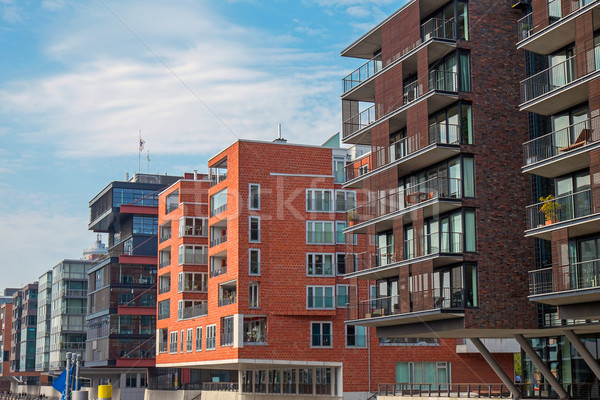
left=549, top=47, right=575, bottom=90
left=575, top=237, right=600, bottom=290
left=556, top=171, right=591, bottom=220
left=552, top=106, right=588, bottom=149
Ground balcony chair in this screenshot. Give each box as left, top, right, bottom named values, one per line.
left=558, top=128, right=592, bottom=153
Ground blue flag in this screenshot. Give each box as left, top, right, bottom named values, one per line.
left=52, top=369, right=67, bottom=396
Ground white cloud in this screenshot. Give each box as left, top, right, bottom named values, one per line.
left=42, top=0, right=66, bottom=11
left=0, top=0, right=22, bottom=24
left=0, top=0, right=343, bottom=159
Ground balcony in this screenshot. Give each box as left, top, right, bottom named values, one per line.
left=517, top=1, right=600, bottom=54
left=529, top=260, right=600, bottom=306
left=523, top=117, right=600, bottom=178
left=210, top=234, right=227, bottom=247
left=179, top=251, right=208, bottom=266
left=348, top=232, right=464, bottom=280
left=344, top=123, right=461, bottom=188
left=342, top=54, right=382, bottom=97
left=179, top=302, right=208, bottom=320
left=209, top=161, right=227, bottom=188
left=346, top=177, right=463, bottom=235
left=520, top=45, right=600, bottom=115
left=346, top=290, right=467, bottom=327
left=525, top=189, right=600, bottom=240
left=218, top=282, right=237, bottom=307
left=343, top=71, right=458, bottom=144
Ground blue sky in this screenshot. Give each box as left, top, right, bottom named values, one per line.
left=0, top=0, right=404, bottom=288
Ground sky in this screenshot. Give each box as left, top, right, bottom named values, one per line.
left=0, top=0, right=407, bottom=289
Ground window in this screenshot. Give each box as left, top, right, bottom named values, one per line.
left=125, top=373, right=137, bottom=388
left=380, top=337, right=439, bottom=346
left=307, top=286, right=334, bottom=309
left=336, top=285, right=349, bottom=308
left=206, top=325, right=216, bottom=350
left=210, top=188, right=228, bottom=217
left=336, top=253, right=346, bottom=275
left=179, top=217, right=208, bottom=237
left=249, top=249, right=260, bottom=275
left=249, top=184, right=260, bottom=210
left=311, top=322, right=332, bottom=347
left=219, top=281, right=237, bottom=307
left=333, top=156, right=346, bottom=183
left=221, top=316, right=234, bottom=346
left=178, top=272, right=208, bottom=292
left=140, top=374, right=147, bottom=388
left=249, top=282, right=260, bottom=308
left=396, top=362, right=450, bottom=389
left=336, top=222, right=347, bottom=244
left=186, top=328, right=193, bottom=352
left=169, top=331, right=177, bottom=353
left=159, top=248, right=171, bottom=269
left=306, top=189, right=334, bottom=212
left=243, top=316, right=267, bottom=344
left=196, top=327, right=202, bottom=351
left=249, top=217, right=260, bottom=242
left=307, top=221, right=334, bottom=244
left=346, top=325, right=366, bottom=347
left=178, top=245, right=208, bottom=265
left=178, top=300, right=207, bottom=320
left=132, top=216, right=157, bottom=235
left=158, top=274, right=170, bottom=295
left=165, top=190, right=179, bottom=214
left=158, top=328, right=168, bottom=353
left=307, top=254, right=334, bottom=276
left=180, top=329, right=184, bottom=353
left=159, top=221, right=171, bottom=243
left=335, top=190, right=356, bottom=212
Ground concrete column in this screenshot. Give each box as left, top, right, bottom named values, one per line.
left=469, top=338, right=521, bottom=400
left=514, top=334, right=568, bottom=400
left=564, top=330, right=600, bottom=380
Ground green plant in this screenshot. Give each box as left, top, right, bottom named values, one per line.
left=539, top=194, right=562, bottom=222
left=347, top=210, right=359, bottom=223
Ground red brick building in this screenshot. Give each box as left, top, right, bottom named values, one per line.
left=154, top=139, right=511, bottom=398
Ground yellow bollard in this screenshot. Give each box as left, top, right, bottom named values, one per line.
left=98, top=385, right=112, bottom=400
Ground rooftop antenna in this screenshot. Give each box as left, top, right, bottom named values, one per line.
left=274, top=123, right=287, bottom=143
left=278, top=123, right=282, bottom=140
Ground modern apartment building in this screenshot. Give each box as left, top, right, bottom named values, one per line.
left=11, top=283, right=38, bottom=375
left=48, top=259, right=92, bottom=372
left=0, top=302, right=13, bottom=391
left=340, top=0, right=534, bottom=397
left=35, top=270, right=52, bottom=372
left=517, top=0, right=600, bottom=397
left=85, top=173, right=180, bottom=399
left=152, top=139, right=510, bottom=399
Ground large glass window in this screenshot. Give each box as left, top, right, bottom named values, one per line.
left=210, top=188, right=228, bottom=217
left=221, top=316, right=234, bottom=346
left=335, top=190, right=356, bottom=212
left=333, top=157, right=346, bottom=183
left=307, top=189, right=334, bottom=212
left=179, top=217, right=208, bottom=237
left=165, top=190, right=179, bottom=214
left=307, top=286, right=335, bottom=309
left=243, top=316, right=267, bottom=344
left=178, top=245, right=208, bottom=265
left=307, top=222, right=334, bottom=244
left=178, top=272, right=207, bottom=292
left=433, top=264, right=477, bottom=309
left=396, top=362, right=450, bottom=389
left=307, top=253, right=334, bottom=276
left=132, top=216, right=157, bottom=235
left=311, top=322, right=332, bottom=347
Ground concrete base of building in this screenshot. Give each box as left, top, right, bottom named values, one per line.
left=9, top=383, right=60, bottom=399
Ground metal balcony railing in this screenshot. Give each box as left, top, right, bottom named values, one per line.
left=523, top=117, right=600, bottom=165
left=203, top=382, right=239, bottom=392
left=178, top=302, right=207, bottom=320
left=347, top=288, right=469, bottom=321
left=210, top=264, right=227, bottom=278
left=346, top=177, right=462, bottom=227
left=526, top=189, right=593, bottom=230
left=210, top=203, right=227, bottom=217
left=345, top=123, right=459, bottom=183
left=529, top=259, right=600, bottom=296
left=343, top=55, right=382, bottom=93
left=517, top=13, right=533, bottom=42
left=158, top=285, right=170, bottom=295
left=521, top=45, right=600, bottom=104
left=421, top=18, right=457, bottom=41
left=378, top=383, right=513, bottom=398
left=343, top=105, right=376, bottom=139
left=210, top=234, right=227, bottom=247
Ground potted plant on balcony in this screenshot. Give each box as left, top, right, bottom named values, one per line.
left=540, top=194, right=561, bottom=225
left=347, top=210, right=359, bottom=226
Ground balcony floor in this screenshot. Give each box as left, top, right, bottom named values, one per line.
left=523, top=141, right=600, bottom=178
left=525, top=213, right=600, bottom=240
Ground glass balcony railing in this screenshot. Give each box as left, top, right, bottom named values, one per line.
left=179, top=303, right=208, bottom=320
left=345, top=123, right=459, bottom=183
left=210, top=234, right=227, bottom=248
left=523, top=118, right=599, bottom=165
left=218, top=294, right=237, bottom=307
left=209, top=168, right=227, bottom=187
left=343, top=55, right=382, bottom=93
left=520, top=45, right=600, bottom=104
left=210, top=263, right=227, bottom=278
left=342, top=105, right=376, bottom=139
left=346, top=177, right=462, bottom=227
left=179, top=252, right=208, bottom=265
left=529, top=259, right=600, bottom=296
left=526, top=189, right=593, bottom=230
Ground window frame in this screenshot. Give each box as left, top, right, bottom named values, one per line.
left=306, top=189, right=334, bottom=213
left=336, top=284, right=349, bottom=308
left=169, top=331, right=178, bottom=354
left=206, top=324, right=216, bottom=350
left=306, top=285, right=335, bottom=310
left=306, top=221, right=335, bottom=245
left=179, top=216, right=208, bottom=237
left=249, top=249, right=260, bottom=276
left=310, top=321, right=333, bottom=348
left=249, top=282, right=260, bottom=309
left=196, top=327, right=203, bottom=352
left=335, top=190, right=356, bottom=213
left=186, top=328, right=193, bottom=352
left=249, top=183, right=261, bottom=210
left=345, top=325, right=367, bottom=348
left=249, top=216, right=261, bottom=243
left=306, top=253, right=335, bottom=277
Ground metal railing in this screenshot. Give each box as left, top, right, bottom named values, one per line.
left=219, top=294, right=237, bottom=307
left=210, top=264, right=227, bottom=278
left=378, top=383, right=512, bottom=398
left=158, top=284, right=170, bottom=295
left=517, top=13, right=533, bottom=41
left=346, top=177, right=462, bottom=226
left=344, top=123, right=459, bottom=183
left=179, top=302, right=208, bottom=320
left=529, top=259, right=600, bottom=296
left=526, top=189, right=593, bottom=230
left=203, top=382, right=239, bottom=392
left=343, top=54, right=382, bottom=93
left=210, top=234, right=227, bottom=247
left=347, top=288, right=470, bottom=321
left=521, top=45, right=600, bottom=104
left=343, top=105, right=376, bottom=139
left=421, top=18, right=456, bottom=41
left=523, top=117, right=600, bottom=165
